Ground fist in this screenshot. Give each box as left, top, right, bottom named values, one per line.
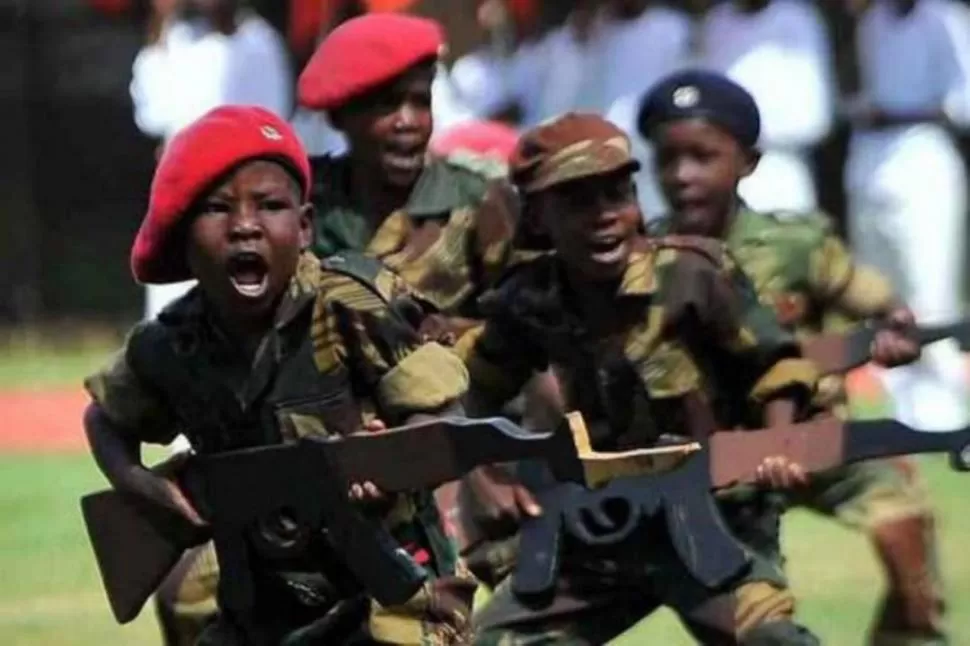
left=755, top=456, right=809, bottom=490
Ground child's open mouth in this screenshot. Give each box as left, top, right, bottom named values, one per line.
left=227, top=251, right=270, bottom=299
left=587, top=236, right=627, bottom=265
left=383, top=142, right=425, bottom=172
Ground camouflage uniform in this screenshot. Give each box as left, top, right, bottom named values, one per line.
left=311, top=153, right=516, bottom=318
left=464, top=234, right=822, bottom=645
left=84, top=252, right=477, bottom=645
left=151, top=152, right=515, bottom=644
left=311, top=152, right=550, bottom=585
left=651, top=207, right=946, bottom=645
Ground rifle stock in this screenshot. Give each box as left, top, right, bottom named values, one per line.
left=80, top=489, right=208, bottom=624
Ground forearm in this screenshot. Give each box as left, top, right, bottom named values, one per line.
left=83, top=403, right=148, bottom=493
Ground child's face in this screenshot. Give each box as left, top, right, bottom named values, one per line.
left=186, top=160, right=312, bottom=324
left=535, top=169, right=642, bottom=283
left=333, top=63, right=435, bottom=189
left=653, top=118, right=757, bottom=237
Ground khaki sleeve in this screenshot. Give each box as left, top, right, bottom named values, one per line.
left=312, top=274, right=469, bottom=420
left=672, top=252, right=819, bottom=406
left=469, top=180, right=518, bottom=291
left=82, top=346, right=178, bottom=445
left=809, top=234, right=896, bottom=317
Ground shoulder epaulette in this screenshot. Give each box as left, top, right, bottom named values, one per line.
left=654, top=234, right=728, bottom=268
left=321, top=252, right=393, bottom=305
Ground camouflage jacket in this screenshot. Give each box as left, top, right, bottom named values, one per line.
left=84, top=252, right=476, bottom=645
left=465, top=236, right=819, bottom=448
left=651, top=207, right=898, bottom=406
left=310, top=154, right=518, bottom=321
left=650, top=207, right=897, bottom=337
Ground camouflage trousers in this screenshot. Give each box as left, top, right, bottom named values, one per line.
left=787, top=457, right=947, bottom=646
left=472, top=498, right=819, bottom=645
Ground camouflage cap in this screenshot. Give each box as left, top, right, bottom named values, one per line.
left=509, top=113, right=640, bottom=194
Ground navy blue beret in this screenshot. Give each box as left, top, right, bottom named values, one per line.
left=636, top=69, right=761, bottom=148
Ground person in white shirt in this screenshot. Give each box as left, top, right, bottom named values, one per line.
left=699, top=0, right=836, bottom=213
left=598, top=0, right=694, bottom=220
left=484, top=0, right=692, bottom=216
left=845, top=0, right=970, bottom=439
left=131, top=0, right=293, bottom=321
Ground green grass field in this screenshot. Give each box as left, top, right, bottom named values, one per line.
left=1, top=341, right=968, bottom=644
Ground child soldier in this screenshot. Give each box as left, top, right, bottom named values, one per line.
left=297, top=13, right=516, bottom=322
left=463, top=113, right=822, bottom=645
left=82, top=105, right=477, bottom=645
left=297, top=12, right=558, bottom=589
left=638, top=69, right=944, bottom=645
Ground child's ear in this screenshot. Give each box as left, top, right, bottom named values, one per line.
left=740, top=147, right=761, bottom=179
left=298, top=203, right=314, bottom=251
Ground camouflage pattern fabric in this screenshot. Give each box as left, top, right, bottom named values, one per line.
left=310, top=154, right=517, bottom=318
left=84, top=252, right=477, bottom=645
left=464, top=236, right=821, bottom=643
left=508, top=112, right=640, bottom=195
left=651, top=207, right=946, bottom=644
left=649, top=208, right=935, bottom=529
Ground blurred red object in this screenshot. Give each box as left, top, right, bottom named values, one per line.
left=363, top=0, right=418, bottom=10
left=507, top=0, right=538, bottom=28
left=431, top=120, right=520, bottom=162
left=87, top=0, right=133, bottom=15
left=290, top=0, right=420, bottom=64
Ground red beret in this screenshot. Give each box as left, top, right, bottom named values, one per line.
left=131, top=105, right=311, bottom=285
left=430, top=120, right=520, bottom=163
left=298, top=13, right=443, bottom=112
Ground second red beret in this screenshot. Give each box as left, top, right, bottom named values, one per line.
left=298, top=13, right=444, bottom=112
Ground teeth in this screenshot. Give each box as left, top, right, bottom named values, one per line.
left=230, top=275, right=269, bottom=298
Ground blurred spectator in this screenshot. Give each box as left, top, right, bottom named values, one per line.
left=598, top=0, right=694, bottom=220
left=699, top=0, right=836, bottom=214
left=130, top=0, right=293, bottom=320
left=447, top=0, right=578, bottom=125
left=844, top=0, right=970, bottom=430
left=457, top=1, right=692, bottom=217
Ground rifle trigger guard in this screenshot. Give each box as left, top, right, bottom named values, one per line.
left=251, top=508, right=313, bottom=559
left=562, top=481, right=650, bottom=546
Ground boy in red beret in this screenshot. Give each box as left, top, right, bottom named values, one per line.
left=82, top=105, right=478, bottom=645
left=298, top=12, right=562, bottom=590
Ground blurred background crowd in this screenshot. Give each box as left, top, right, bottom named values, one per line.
left=0, top=0, right=968, bottom=330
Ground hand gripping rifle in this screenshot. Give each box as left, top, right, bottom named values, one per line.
left=509, top=412, right=970, bottom=604
left=801, top=319, right=970, bottom=374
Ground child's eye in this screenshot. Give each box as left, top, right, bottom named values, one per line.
left=201, top=201, right=231, bottom=215
left=260, top=199, right=290, bottom=212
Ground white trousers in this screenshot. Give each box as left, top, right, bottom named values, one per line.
left=846, top=125, right=969, bottom=430
left=739, top=149, right=819, bottom=215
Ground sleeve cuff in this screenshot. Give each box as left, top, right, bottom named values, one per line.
left=378, top=342, right=469, bottom=416
left=749, top=358, right=819, bottom=404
